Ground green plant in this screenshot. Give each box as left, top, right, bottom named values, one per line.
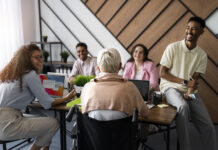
left=42, top=50, right=49, bottom=62
left=60, top=51, right=69, bottom=59
left=74, top=75, right=95, bottom=86
left=42, top=35, right=48, bottom=42
left=42, top=50, right=49, bottom=58
left=60, top=51, right=69, bottom=63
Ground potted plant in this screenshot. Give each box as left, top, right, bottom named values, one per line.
left=73, top=75, right=95, bottom=93
left=42, top=50, right=49, bottom=62
left=42, top=35, right=48, bottom=42
left=74, top=75, right=95, bottom=87
left=60, top=51, right=69, bottom=63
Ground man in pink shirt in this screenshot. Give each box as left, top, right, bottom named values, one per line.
left=69, top=42, right=99, bottom=83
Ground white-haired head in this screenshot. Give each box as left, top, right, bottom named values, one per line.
left=97, top=48, right=121, bottom=73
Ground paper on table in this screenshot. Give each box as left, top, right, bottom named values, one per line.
left=157, top=104, right=168, bottom=108
left=147, top=104, right=155, bottom=109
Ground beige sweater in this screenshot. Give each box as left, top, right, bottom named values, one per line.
left=81, top=73, right=149, bottom=118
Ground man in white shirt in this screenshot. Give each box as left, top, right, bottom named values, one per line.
left=159, top=16, right=217, bottom=150
left=69, top=42, right=99, bottom=83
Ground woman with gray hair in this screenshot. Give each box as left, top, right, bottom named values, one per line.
left=81, top=48, right=148, bottom=120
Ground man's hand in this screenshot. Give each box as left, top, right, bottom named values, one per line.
left=187, top=80, right=198, bottom=89
left=184, top=93, right=192, bottom=100
left=184, top=93, right=196, bottom=101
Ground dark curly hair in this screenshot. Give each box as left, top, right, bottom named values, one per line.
left=127, top=44, right=152, bottom=62
left=188, top=16, right=205, bottom=28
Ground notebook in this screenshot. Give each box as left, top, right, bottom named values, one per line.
left=129, top=79, right=150, bottom=101
left=40, top=74, right=65, bottom=98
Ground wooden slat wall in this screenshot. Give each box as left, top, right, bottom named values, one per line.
left=107, top=0, right=148, bottom=36
left=118, top=0, right=171, bottom=47
left=83, top=0, right=218, bottom=123
left=128, top=0, right=187, bottom=51
left=96, top=0, right=126, bottom=24
left=86, top=0, right=105, bottom=14
left=198, top=79, right=218, bottom=123
left=181, top=0, right=218, bottom=19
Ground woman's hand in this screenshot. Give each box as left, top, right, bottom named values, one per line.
left=52, top=89, right=77, bottom=106
left=66, top=89, right=76, bottom=100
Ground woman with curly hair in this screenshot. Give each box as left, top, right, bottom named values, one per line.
left=0, top=44, right=76, bottom=150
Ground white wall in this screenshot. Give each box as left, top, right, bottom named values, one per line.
left=39, top=0, right=131, bottom=64
left=206, top=9, right=218, bottom=36
left=21, top=0, right=38, bottom=44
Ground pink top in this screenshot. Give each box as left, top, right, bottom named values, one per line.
left=81, top=73, right=149, bottom=118
left=123, top=61, right=159, bottom=91
left=70, top=57, right=99, bottom=77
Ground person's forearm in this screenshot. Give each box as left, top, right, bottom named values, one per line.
left=186, top=87, right=194, bottom=94
left=159, top=68, right=184, bottom=84
left=51, top=89, right=76, bottom=107
left=52, top=97, right=68, bottom=107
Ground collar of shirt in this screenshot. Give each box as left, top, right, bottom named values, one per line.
left=96, top=72, right=124, bottom=81
left=182, top=39, right=198, bottom=54
left=78, top=57, right=91, bottom=66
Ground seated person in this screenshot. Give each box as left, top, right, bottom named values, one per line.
left=69, top=42, right=99, bottom=84
left=81, top=48, right=149, bottom=121
left=123, top=44, right=159, bottom=91
left=0, top=44, right=76, bottom=150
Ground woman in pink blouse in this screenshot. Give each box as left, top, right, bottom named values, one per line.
left=123, top=44, right=159, bottom=91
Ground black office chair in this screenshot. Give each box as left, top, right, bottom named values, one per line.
left=66, top=105, right=140, bottom=150
left=0, top=139, right=32, bottom=150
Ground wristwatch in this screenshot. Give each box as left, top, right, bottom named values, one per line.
left=183, top=80, right=188, bottom=86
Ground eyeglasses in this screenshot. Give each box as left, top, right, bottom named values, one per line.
left=32, top=55, right=43, bottom=60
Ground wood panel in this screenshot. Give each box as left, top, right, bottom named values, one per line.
left=81, top=0, right=87, bottom=3
left=107, top=0, right=148, bottom=36
left=198, top=79, right=218, bottom=124
left=148, top=13, right=193, bottom=65
left=118, top=0, right=171, bottom=47
left=198, top=29, right=218, bottom=65
left=83, top=0, right=218, bottom=119
left=203, top=60, right=218, bottom=93
left=96, top=0, right=126, bottom=24
left=128, top=0, right=186, bottom=52
left=86, top=0, right=105, bottom=14
left=181, top=0, right=218, bottom=19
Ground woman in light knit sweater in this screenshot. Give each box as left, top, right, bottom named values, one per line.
left=81, top=48, right=149, bottom=120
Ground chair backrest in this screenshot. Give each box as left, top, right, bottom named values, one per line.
left=67, top=106, right=139, bottom=150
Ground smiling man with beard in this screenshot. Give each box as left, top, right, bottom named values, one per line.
left=159, top=16, right=217, bottom=150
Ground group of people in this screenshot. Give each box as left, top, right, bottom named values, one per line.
left=0, top=16, right=217, bottom=150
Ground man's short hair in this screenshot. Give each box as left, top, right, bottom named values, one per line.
left=76, top=42, right=87, bottom=49
left=97, top=48, right=121, bottom=73
left=188, top=16, right=205, bottom=28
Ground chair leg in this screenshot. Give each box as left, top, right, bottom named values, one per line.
left=138, top=141, right=155, bottom=150
left=177, top=137, right=180, bottom=150
left=3, top=143, right=7, bottom=150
